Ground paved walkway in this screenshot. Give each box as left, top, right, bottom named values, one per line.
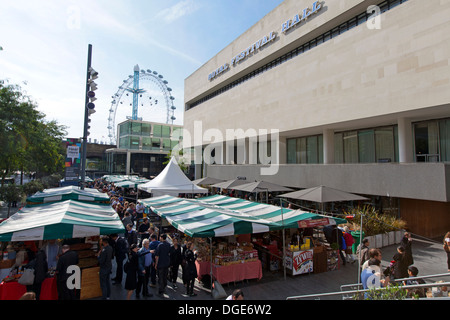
left=100, top=236, right=449, bottom=300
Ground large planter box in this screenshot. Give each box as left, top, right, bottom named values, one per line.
left=382, top=233, right=389, bottom=247
left=365, top=235, right=375, bottom=248
left=375, top=234, right=383, bottom=248
left=395, top=230, right=405, bottom=244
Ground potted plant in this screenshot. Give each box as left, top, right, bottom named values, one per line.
left=345, top=205, right=407, bottom=248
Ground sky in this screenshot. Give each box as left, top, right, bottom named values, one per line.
left=0, top=0, right=285, bottom=145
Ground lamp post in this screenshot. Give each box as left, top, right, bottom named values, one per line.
left=80, top=44, right=98, bottom=189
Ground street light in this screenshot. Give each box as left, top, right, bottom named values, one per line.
left=80, top=44, right=98, bottom=190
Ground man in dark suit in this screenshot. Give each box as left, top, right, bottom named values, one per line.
left=110, top=233, right=128, bottom=285
left=56, top=245, right=79, bottom=300
left=98, top=236, right=113, bottom=300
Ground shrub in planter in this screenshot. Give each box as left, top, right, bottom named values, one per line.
left=345, top=205, right=407, bottom=237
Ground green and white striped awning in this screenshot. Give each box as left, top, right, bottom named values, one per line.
left=114, top=178, right=150, bottom=189
left=140, top=195, right=185, bottom=207
left=26, top=186, right=110, bottom=205
left=0, top=200, right=125, bottom=242
left=144, top=195, right=346, bottom=238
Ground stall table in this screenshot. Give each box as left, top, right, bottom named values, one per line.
left=40, top=277, right=58, bottom=300
left=0, top=281, right=26, bottom=300
left=0, top=276, right=58, bottom=301
left=195, top=260, right=262, bottom=285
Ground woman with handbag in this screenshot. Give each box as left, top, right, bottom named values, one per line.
left=444, top=232, right=450, bottom=272
left=183, top=241, right=198, bottom=297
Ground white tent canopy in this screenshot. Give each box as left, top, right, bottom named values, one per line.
left=138, top=157, right=208, bottom=197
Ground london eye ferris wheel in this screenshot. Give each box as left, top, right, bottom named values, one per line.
left=107, top=65, right=176, bottom=145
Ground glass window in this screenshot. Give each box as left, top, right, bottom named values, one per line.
left=162, top=139, right=171, bottom=151
left=394, top=126, right=399, bottom=162
left=439, top=119, right=450, bottom=162
left=415, top=122, right=439, bottom=162
left=331, top=27, right=340, bottom=39
left=162, top=125, right=171, bottom=138
left=307, top=136, right=318, bottom=164
left=344, top=132, right=358, bottom=163
left=131, top=122, right=141, bottom=135
left=296, top=137, right=307, bottom=164
left=130, top=136, right=140, bottom=150
left=358, top=130, right=375, bottom=163
left=375, top=127, right=395, bottom=162
left=141, top=123, right=151, bottom=136
left=357, top=13, right=367, bottom=26
left=318, top=135, right=323, bottom=164
left=348, top=18, right=357, bottom=30
left=389, top=0, right=401, bottom=10
left=152, top=138, right=161, bottom=150
left=142, top=137, right=152, bottom=150
left=119, top=122, right=131, bottom=136
left=287, top=139, right=297, bottom=164
left=334, top=133, right=344, bottom=164
left=119, top=137, right=130, bottom=149
left=153, top=124, right=162, bottom=137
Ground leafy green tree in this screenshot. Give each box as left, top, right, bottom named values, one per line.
left=164, top=148, right=189, bottom=173
left=0, top=82, right=66, bottom=186
left=0, top=184, right=23, bottom=218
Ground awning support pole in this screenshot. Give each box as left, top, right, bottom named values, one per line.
left=280, top=198, right=286, bottom=281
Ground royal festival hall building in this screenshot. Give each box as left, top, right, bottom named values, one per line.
left=183, top=0, right=450, bottom=238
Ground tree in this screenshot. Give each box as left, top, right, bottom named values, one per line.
left=0, top=82, right=67, bottom=186
left=0, top=184, right=23, bottom=218
left=163, top=148, right=189, bottom=173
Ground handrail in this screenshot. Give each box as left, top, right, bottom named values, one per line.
left=287, top=280, right=450, bottom=300
left=340, top=272, right=450, bottom=292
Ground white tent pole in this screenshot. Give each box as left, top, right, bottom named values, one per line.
left=280, top=198, right=286, bottom=281
left=358, top=212, right=363, bottom=285
left=210, top=237, right=213, bottom=296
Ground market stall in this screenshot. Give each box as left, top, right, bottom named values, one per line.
left=138, top=157, right=208, bottom=197
left=26, top=185, right=110, bottom=205
left=0, top=200, right=125, bottom=300
left=145, top=194, right=347, bottom=285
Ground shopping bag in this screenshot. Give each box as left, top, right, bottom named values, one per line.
left=18, top=268, right=35, bottom=286
left=212, top=280, right=227, bottom=300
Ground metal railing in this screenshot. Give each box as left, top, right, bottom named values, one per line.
left=286, top=273, right=450, bottom=300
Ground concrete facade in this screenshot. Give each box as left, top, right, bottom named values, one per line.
left=183, top=0, right=450, bottom=238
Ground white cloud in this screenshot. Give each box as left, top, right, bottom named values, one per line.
left=156, top=0, right=202, bottom=23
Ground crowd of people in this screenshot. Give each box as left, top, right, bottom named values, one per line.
left=356, top=231, right=432, bottom=299
left=11, top=177, right=448, bottom=301
left=91, top=179, right=202, bottom=300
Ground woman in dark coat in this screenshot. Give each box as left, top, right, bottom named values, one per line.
left=392, top=246, right=409, bottom=280
left=183, top=241, right=198, bottom=296
left=125, top=244, right=139, bottom=300
left=32, top=249, right=48, bottom=300
left=400, top=232, right=414, bottom=267
left=169, top=237, right=183, bottom=289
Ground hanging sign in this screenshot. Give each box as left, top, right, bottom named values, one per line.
left=298, top=217, right=331, bottom=228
